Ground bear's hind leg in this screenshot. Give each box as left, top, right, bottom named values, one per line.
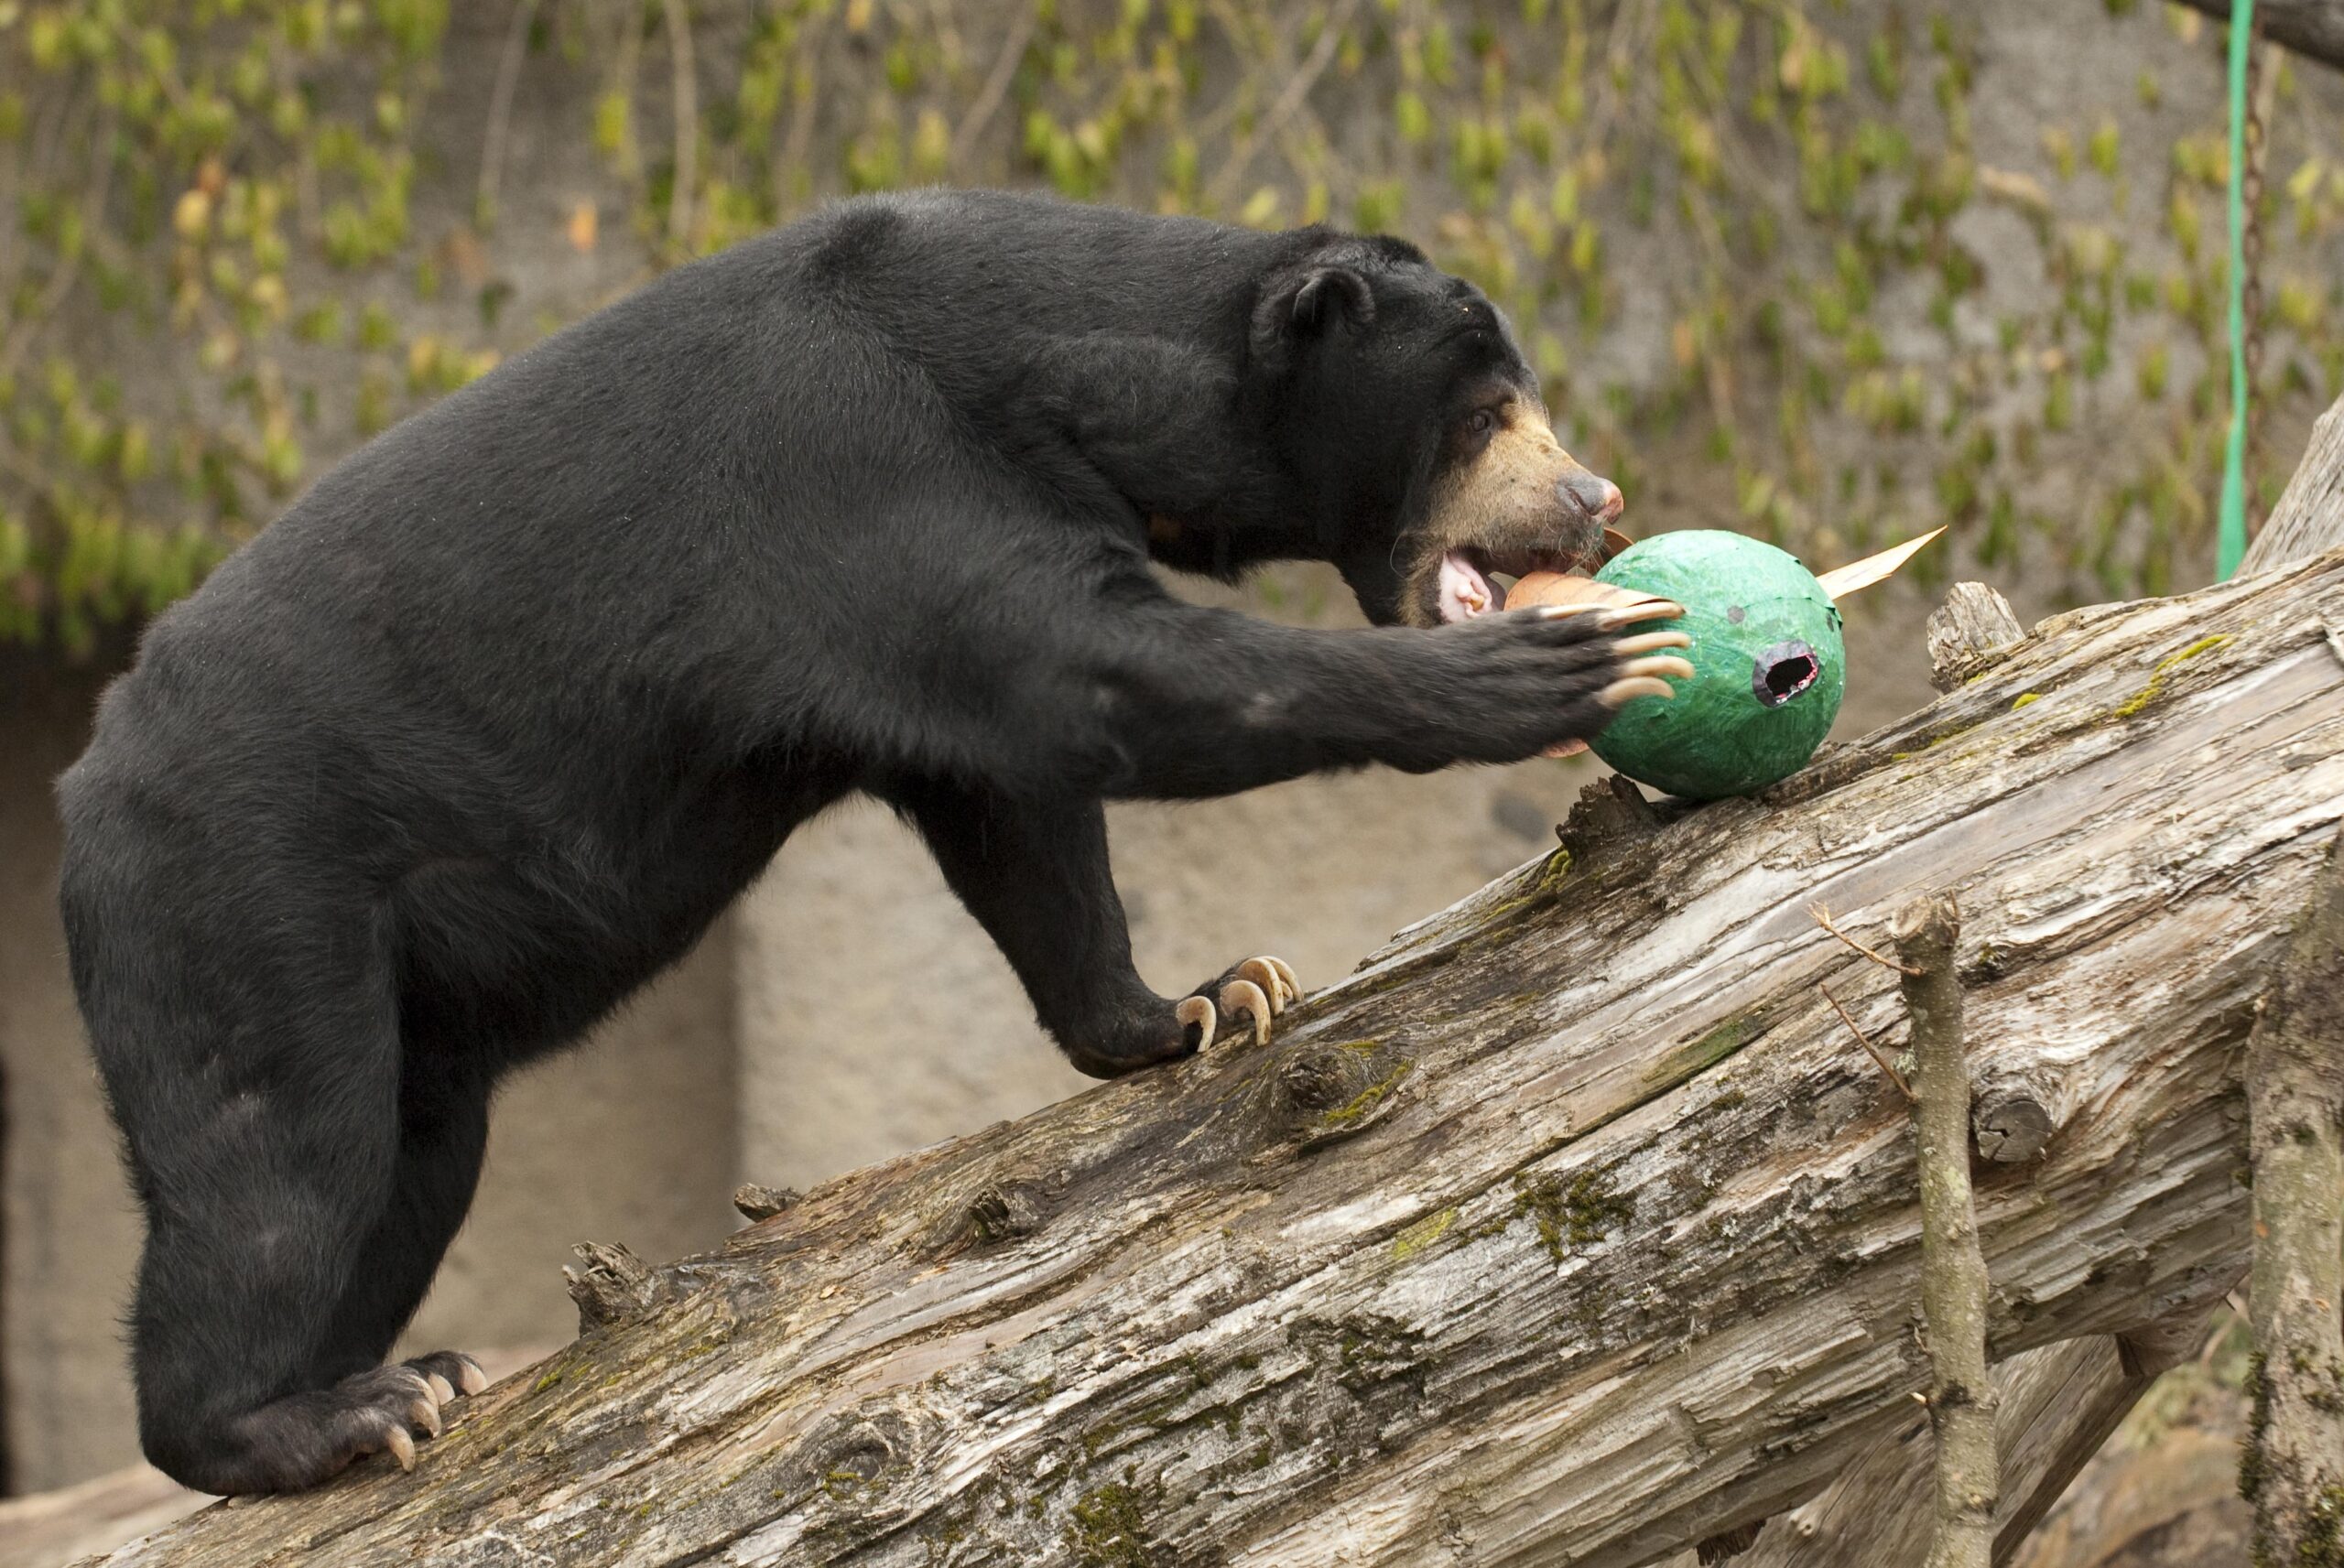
left=306, top=1061, right=494, bottom=1412
left=73, top=885, right=457, bottom=1494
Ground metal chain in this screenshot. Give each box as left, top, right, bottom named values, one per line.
left=2242, top=26, right=2272, bottom=450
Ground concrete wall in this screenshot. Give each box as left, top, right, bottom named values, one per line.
left=0, top=653, right=144, bottom=1492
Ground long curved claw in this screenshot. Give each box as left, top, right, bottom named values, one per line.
left=1601, top=676, right=1679, bottom=708
left=1237, top=957, right=1298, bottom=1011
left=1182, top=957, right=1301, bottom=1050
left=1218, top=979, right=1275, bottom=1046
left=1600, top=599, right=1686, bottom=628
left=1615, top=630, right=1692, bottom=654
left=1175, top=994, right=1217, bottom=1049
left=408, top=1348, right=489, bottom=1399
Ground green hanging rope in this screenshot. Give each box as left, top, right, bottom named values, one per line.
left=2219, top=0, right=2254, bottom=579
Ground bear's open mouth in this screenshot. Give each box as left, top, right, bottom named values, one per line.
left=1435, top=546, right=1598, bottom=623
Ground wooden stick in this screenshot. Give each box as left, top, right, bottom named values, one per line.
left=1818, top=981, right=1914, bottom=1101
left=2242, top=831, right=2344, bottom=1564
left=1895, top=894, right=1999, bottom=1568
left=1811, top=902, right=1926, bottom=975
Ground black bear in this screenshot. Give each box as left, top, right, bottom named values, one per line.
left=56, top=189, right=1690, bottom=1494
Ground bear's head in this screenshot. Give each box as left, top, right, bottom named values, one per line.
left=1248, top=233, right=1622, bottom=629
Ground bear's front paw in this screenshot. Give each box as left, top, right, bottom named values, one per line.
left=1176, top=956, right=1301, bottom=1049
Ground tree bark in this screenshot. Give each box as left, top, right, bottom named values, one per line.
left=2242, top=834, right=2344, bottom=1564
left=68, top=545, right=2344, bottom=1568
left=1924, top=584, right=2024, bottom=694
left=2171, top=1, right=2344, bottom=74
left=1897, top=897, right=1998, bottom=1568
left=1735, top=1316, right=2206, bottom=1568
left=1722, top=394, right=2344, bottom=1568
left=2247, top=395, right=2344, bottom=574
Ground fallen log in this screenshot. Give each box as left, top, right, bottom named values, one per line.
left=1724, top=397, right=2344, bottom=1568
left=1732, top=1287, right=2215, bottom=1566
left=79, top=548, right=2344, bottom=1564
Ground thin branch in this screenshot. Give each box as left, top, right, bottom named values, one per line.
left=1894, top=894, right=1996, bottom=1568
left=1818, top=982, right=1913, bottom=1101
left=950, top=6, right=1039, bottom=169
left=661, top=0, right=696, bottom=251
left=2166, top=0, right=2344, bottom=75
left=1810, top=903, right=1926, bottom=975
left=1205, top=0, right=1363, bottom=211
left=0, top=107, right=117, bottom=389
left=774, top=10, right=829, bottom=211
left=476, top=0, right=544, bottom=230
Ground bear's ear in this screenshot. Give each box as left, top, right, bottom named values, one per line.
left=1253, top=265, right=1376, bottom=359
left=1287, top=265, right=1375, bottom=335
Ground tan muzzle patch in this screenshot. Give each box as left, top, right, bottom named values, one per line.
left=1421, top=408, right=1613, bottom=561
left=1407, top=404, right=1624, bottom=627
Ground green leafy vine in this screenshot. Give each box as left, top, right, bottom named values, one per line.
left=3, top=0, right=2340, bottom=652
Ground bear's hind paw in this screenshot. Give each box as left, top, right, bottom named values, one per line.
left=402, top=1349, right=489, bottom=1404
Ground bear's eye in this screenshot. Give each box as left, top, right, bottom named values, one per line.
left=1466, top=408, right=1499, bottom=438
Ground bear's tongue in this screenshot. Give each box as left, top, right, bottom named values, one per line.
left=1438, top=552, right=1507, bottom=622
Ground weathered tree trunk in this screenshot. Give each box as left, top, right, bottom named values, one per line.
left=72, top=540, right=2344, bottom=1567
left=2246, top=395, right=2344, bottom=573
left=1727, top=398, right=2344, bottom=1568
left=2173, top=0, right=2344, bottom=73
left=1735, top=1318, right=2208, bottom=1568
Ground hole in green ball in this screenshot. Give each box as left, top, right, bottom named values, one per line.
left=1753, top=641, right=1820, bottom=708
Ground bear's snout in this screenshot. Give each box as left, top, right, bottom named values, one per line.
left=1557, top=468, right=1623, bottom=525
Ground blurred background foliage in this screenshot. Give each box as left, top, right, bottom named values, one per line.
left=3, top=0, right=2342, bottom=652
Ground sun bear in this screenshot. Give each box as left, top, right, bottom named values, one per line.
left=56, top=189, right=1688, bottom=1493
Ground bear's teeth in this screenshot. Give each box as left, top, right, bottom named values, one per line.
left=1437, top=551, right=1504, bottom=622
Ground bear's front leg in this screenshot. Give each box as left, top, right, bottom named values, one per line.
left=889, top=780, right=1299, bottom=1076
left=1078, top=597, right=1691, bottom=799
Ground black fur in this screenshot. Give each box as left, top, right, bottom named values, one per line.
left=58, top=190, right=1648, bottom=1493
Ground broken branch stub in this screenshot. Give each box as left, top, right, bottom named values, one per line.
left=1926, top=582, right=2026, bottom=693
left=562, top=1240, right=673, bottom=1335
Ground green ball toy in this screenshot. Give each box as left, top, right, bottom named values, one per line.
left=1587, top=531, right=1846, bottom=800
